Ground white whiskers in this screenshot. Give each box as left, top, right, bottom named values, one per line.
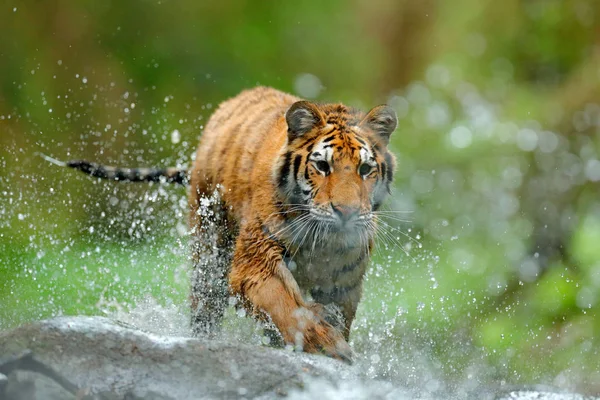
left=369, top=213, right=420, bottom=262
left=258, top=202, right=421, bottom=265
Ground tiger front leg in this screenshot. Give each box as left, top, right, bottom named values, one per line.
left=311, top=282, right=364, bottom=342
left=190, top=234, right=231, bottom=337
left=189, top=192, right=234, bottom=338
left=229, top=234, right=353, bottom=363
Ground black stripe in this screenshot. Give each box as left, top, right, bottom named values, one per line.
left=67, top=161, right=188, bottom=185
left=322, top=135, right=336, bottom=143
left=275, top=199, right=285, bottom=212
left=297, top=135, right=321, bottom=151
left=311, top=279, right=362, bottom=302
left=68, top=160, right=100, bottom=177
left=261, top=224, right=287, bottom=248
left=231, top=143, right=244, bottom=183
left=334, top=252, right=367, bottom=280
left=169, top=169, right=189, bottom=185
left=384, top=152, right=394, bottom=182
left=334, top=242, right=361, bottom=254
left=297, top=126, right=336, bottom=149
left=380, top=162, right=387, bottom=181
left=115, top=168, right=130, bottom=181
left=277, top=152, right=292, bottom=190
left=293, top=155, right=302, bottom=180
left=219, top=122, right=242, bottom=158
left=323, top=126, right=336, bottom=136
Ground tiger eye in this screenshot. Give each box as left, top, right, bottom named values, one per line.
left=359, top=163, right=372, bottom=176
left=315, top=160, right=330, bottom=174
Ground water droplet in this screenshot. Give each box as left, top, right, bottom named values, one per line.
left=449, top=126, right=472, bottom=149
left=516, top=128, right=538, bottom=151
left=294, top=73, right=322, bottom=99
left=171, top=129, right=181, bottom=144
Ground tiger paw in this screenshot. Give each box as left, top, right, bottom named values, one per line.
left=307, top=302, right=346, bottom=333
left=291, top=307, right=353, bottom=364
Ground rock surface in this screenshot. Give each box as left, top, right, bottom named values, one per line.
left=0, top=316, right=596, bottom=400
left=0, top=316, right=344, bottom=400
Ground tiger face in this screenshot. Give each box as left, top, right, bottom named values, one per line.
left=275, top=101, right=397, bottom=243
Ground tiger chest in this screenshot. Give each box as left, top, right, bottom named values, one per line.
left=284, top=244, right=367, bottom=296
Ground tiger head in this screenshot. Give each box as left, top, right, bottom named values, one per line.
left=275, top=100, right=397, bottom=243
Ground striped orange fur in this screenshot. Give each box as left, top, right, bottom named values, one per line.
left=189, top=87, right=397, bottom=361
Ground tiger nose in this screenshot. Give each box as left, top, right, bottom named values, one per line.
left=331, top=204, right=359, bottom=221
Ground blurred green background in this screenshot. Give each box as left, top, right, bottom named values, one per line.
left=1, top=0, right=600, bottom=396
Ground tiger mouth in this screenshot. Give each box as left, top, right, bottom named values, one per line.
left=307, top=210, right=374, bottom=233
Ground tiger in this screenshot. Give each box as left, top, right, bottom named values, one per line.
left=47, top=86, right=398, bottom=362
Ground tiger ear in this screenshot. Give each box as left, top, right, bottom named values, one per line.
left=285, top=101, right=325, bottom=141
left=359, top=105, right=398, bottom=144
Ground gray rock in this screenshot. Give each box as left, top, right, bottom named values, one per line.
left=0, top=316, right=596, bottom=400
left=0, top=316, right=344, bottom=400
